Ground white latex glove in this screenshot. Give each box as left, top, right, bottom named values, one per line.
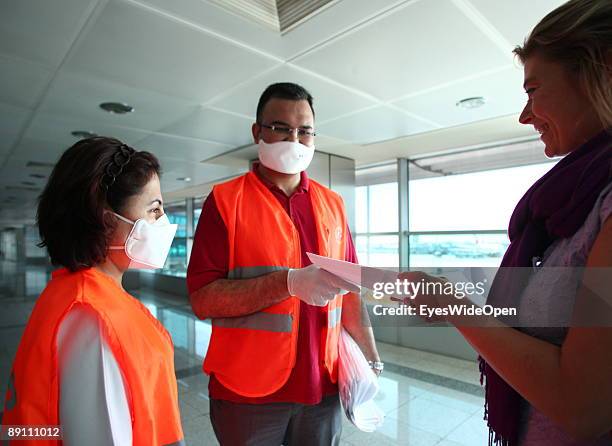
left=287, top=264, right=361, bottom=306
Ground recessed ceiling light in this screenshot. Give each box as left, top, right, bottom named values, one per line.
left=99, top=102, right=134, bottom=114
left=456, top=96, right=486, bottom=109
left=71, top=130, right=98, bottom=139
left=177, top=177, right=192, bottom=182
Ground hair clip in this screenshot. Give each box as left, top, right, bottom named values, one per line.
left=103, top=144, right=135, bottom=190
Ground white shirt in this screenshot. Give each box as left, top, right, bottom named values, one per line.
left=57, top=304, right=132, bottom=446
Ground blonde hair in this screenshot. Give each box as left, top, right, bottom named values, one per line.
left=514, top=0, right=612, bottom=128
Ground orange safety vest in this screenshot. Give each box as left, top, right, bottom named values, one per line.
left=204, top=171, right=348, bottom=397
left=1, top=268, right=184, bottom=446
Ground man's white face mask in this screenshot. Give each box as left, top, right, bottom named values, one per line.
left=258, top=140, right=315, bottom=174
left=109, top=213, right=177, bottom=269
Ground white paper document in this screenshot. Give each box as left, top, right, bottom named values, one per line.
left=306, top=252, right=397, bottom=290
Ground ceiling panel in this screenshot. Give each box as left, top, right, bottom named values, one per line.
left=0, top=157, right=49, bottom=187
left=19, top=115, right=152, bottom=163
left=0, top=55, right=52, bottom=110
left=293, top=0, right=510, bottom=101
left=136, top=0, right=409, bottom=60
left=210, top=63, right=376, bottom=124
left=8, top=138, right=77, bottom=166
left=137, top=133, right=233, bottom=163
left=40, top=72, right=199, bottom=132
left=469, top=0, right=566, bottom=48
left=0, top=0, right=98, bottom=67
left=0, top=103, right=31, bottom=158
left=161, top=107, right=255, bottom=147
left=393, top=65, right=525, bottom=127
left=158, top=159, right=246, bottom=192
left=64, top=0, right=279, bottom=103
left=317, top=105, right=436, bottom=144
left=313, top=134, right=354, bottom=150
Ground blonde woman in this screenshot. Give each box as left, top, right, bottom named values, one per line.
left=403, top=0, right=612, bottom=444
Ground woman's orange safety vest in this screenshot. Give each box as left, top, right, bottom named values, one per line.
left=204, top=171, right=348, bottom=397
left=1, top=268, right=184, bottom=446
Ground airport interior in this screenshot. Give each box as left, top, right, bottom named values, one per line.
left=0, top=0, right=597, bottom=445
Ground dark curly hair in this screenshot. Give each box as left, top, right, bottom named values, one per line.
left=37, top=137, right=161, bottom=271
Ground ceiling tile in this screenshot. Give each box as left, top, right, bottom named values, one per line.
left=136, top=0, right=411, bottom=60
left=158, top=159, right=245, bottom=191
left=0, top=55, right=52, bottom=109
left=64, top=0, right=278, bottom=103
left=0, top=103, right=31, bottom=157
left=161, top=107, right=254, bottom=148
left=8, top=138, right=74, bottom=166
left=393, top=66, right=525, bottom=127
left=0, top=0, right=97, bottom=67
left=40, top=72, right=199, bottom=132
left=293, top=0, right=510, bottom=101
left=468, top=0, right=566, bottom=47
left=138, top=133, right=233, bottom=164
left=317, top=106, right=436, bottom=144
left=210, top=63, right=376, bottom=123
left=20, top=114, right=152, bottom=163
left=314, top=134, right=353, bottom=150
left=0, top=157, right=49, bottom=186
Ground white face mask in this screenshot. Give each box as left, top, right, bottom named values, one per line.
left=258, top=139, right=315, bottom=174
left=109, top=213, right=177, bottom=270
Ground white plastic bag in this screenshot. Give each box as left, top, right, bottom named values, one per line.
left=338, top=328, right=385, bottom=432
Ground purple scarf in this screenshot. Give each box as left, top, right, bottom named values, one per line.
left=481, top=129, right=612, bottom=446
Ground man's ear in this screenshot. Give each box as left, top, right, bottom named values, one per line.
left=252, top=122, right=260, bottom=145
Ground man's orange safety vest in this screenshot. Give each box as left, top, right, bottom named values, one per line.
left=1, top=268, right=184, bottom=446
left=204, top=171, right=348, bottom=397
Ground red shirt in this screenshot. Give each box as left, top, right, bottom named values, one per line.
left=187, top=165, right=358, bottom=405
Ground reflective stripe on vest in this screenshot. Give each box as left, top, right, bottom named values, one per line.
left=228, top=266, right=289, bottom=280
left=212, top=312, right=293, bottom=333
left=328, top=307, right=342, bottom=328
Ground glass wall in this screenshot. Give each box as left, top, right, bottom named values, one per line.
left=160, top=201, right=188, bottom=276
left=407, top=162, right=555, bottom=267
left=193, top=196, right=206, bottom=230
left=154, top=195, right=207, bottom=277
left=355, top=161, right=557, bottom=268
left=355, top=182, right=399, bottom=267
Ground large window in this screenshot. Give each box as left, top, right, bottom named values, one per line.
left=407, top=162, right=555, bottom=267
left=161, top=201, right=188, bottom=276
left=355, top=182, right=399, bottom=267
left=355, top=139, right=558, bottom=268
left=151, top=196, right=207, bottom=277
left=193, top=196, right=206, bottom=230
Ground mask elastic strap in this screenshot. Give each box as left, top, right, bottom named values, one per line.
left=112, top=212, right=135, bottom=225
left=108, top=212, right=134, bottom=250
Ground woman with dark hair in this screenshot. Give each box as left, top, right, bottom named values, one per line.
left=402, top=0, right=612, bottom=444
left=1, top=137, right=184, bottom=446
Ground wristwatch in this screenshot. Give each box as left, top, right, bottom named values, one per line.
left=368, top=360, right=384, bottom=375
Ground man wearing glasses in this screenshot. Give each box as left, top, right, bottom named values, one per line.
left=187, top=83, right=381, bottom=445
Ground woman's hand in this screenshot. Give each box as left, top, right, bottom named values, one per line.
left=391, top=271, right=469, bottom=324
left=391, top=271, right=459, bottom=323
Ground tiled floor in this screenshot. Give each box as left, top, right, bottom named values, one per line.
left=0, top=261, right=490, bottom=445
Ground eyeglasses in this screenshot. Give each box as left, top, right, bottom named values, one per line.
left=259, top=123, right=316, bottom=140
